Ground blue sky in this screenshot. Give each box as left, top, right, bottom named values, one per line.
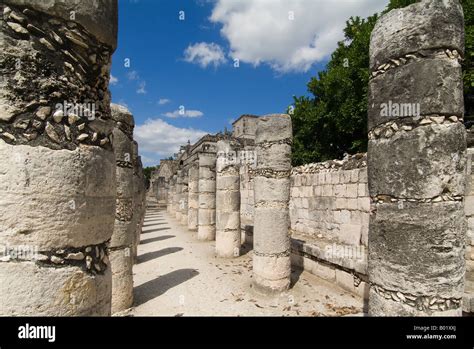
left=110, top=0, right=388, bottom=166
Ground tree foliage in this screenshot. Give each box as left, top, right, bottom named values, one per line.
left=290, top=14, right=378, bottom=165
left=143, top=166, right=156, bottom=182
left=462, top=0, right=474, bottom=119
left=291, top=0, right=473, bottom=165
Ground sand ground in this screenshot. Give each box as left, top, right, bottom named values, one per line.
left=130, top=204, right=365, bottom=316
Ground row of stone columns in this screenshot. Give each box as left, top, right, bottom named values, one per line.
left=165, top=116, right=293, bottom=295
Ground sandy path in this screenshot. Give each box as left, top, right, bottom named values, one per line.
left=131, top=205, right=365, bottom=316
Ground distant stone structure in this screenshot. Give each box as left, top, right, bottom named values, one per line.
left=0, top=0, right=118, bottom=315
left=150, top=159, right=177, bottom=206
left=232, top=115, right=259, bottom=140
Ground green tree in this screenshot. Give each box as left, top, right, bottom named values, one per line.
left=291, top=14, right=378, bottom=165
left=143, top=166, right=156, bottom=182
left=385, top=0, right=418, bottom=11
left=291, top=0, right=472, bottom=165
left=463, top=0, right=474, bottom=119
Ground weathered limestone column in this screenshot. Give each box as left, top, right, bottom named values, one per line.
left=367, top=0, right=466, bottom=316
left=216, top=140, right=241, bottom=257
left=131, top=142, right=144, bottom=262
left=198, top=152, right=217, bottom=240
left=109, top=104, right=135, bottom=313
left=175, top=170, right=183, bottom=222
left=166, top=176, right=176, bottom=216
left=170, top=174, right=177, bottom=215
left=253, top=114, right=292, bottom=294
left=168, top=175, right=176, bottom=214
left=188, top=165, right=199, bottom=231
left=0, top=0, right=117, bottom=315
left=180, top=170, right=189, bottom=226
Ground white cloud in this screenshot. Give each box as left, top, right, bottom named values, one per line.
left=137, top=81, right=147, bottom=94
left=184, top=42, right=227, bottom=68
left=158, top=98, right=171, bottom=105
left=163, top=108, right=203, bottom=118
left=140, top=155, right=157, bottom=167
left=110, top=74, right=118, bottom=85
left=127, top=70, right=139, bottom=80
left=126, top=70, right=147, bottom=94
left=209, top=0, right=388, bottom=72
left=135, top=118, right=207, bottom=161
left=117, top=100, right=129, bottom=109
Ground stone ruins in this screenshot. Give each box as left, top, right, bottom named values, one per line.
left=0, top=0, right=472, bottom=317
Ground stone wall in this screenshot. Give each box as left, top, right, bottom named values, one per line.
left=289, top=154, right=370, bottom=299
left=290, top=154, right=369, bottom=246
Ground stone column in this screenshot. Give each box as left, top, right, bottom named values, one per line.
left=138, top=156, right=146, bottom=236
left=166, top=176, right=174, bottom=215
left=188, top=165, right=199, bottom=231
left=253, top=114, right=292, bottom=294
left=0, top=0, right=117, bottom=315
left=169, top=174, right=178, bottom=217
left=175, top=170, right=183, bottom=222
left=180, top=169, right=189, bottom=226
left=109, top=104, right=134, bottom=314
left=198, top=152, right=217, bottom=240
left=367, top=0, right=466, bottom=316
left=131, top=142, right=144, bottom=262
left=216, top=140, right=241, bottom=257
